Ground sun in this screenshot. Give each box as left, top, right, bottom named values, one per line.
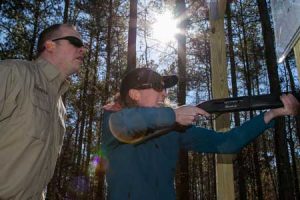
left=151, top=10, right=179, bottom=43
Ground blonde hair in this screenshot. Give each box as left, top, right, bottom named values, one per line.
left=121, top=93, right=139, bottom=108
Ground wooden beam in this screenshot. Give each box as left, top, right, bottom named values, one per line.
left=293, top=39, right=300, bottom=79
left=209, top=1, right=235, bottom=200
left=209, top=0, right=227, bottom=20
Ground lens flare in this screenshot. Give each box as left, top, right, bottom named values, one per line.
left=89, top=148, right=109, bottom=176
left=67, top=176, right=89, bottom=196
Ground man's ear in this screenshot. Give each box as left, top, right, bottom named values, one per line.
left=128, top=89, right=140, bottom=101
left=44, top=41, right=56, bottom=51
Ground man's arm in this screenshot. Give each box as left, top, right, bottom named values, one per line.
left=0, top=63, right=22, bottom=121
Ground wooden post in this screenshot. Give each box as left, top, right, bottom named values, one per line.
left=293, top=39, right=300, bottom=79
left=209, top=1, right=235, bottom=199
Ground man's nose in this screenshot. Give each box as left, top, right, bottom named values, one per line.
left=79, top=46, right=87, bottom=54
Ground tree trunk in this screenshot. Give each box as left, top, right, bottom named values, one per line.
left=256, top=0, right=295, bottom=199
left=127, top=0, right=137, bottom=72
left=175, top=0, right=188, bottom=199
left=252, top=141, right=264, bottom=200
left=261, top=133, right=279, bottom=200
left=63, top=0, right=70, bottom=23
left=103, top=0, right=113, bottom=104
left=226, top=3, right=247, bottom=199
left=76, top=45, right=91, bottom=175
left=287, top=116, right=300, bottom=200
left=29, top=0, right=40, bottom=60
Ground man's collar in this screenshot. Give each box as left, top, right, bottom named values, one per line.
left=35, top=58, right=69, bottom=94
left=35, top=57, right=63, bottom=81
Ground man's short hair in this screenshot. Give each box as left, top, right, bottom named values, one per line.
left=36, top=23, right=74, bottom=56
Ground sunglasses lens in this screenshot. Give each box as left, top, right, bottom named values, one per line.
left=52, top=36, right=84, bottom=48
left=135, top=82, right=165, bottom=92
left=68, top=37, right=84, bottom=47
left=152, top=82, right=164, bottom=92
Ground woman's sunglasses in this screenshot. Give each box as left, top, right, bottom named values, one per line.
left=134, top=82, right=165, bottom=92
left=52, top=36, right=84, bottom=48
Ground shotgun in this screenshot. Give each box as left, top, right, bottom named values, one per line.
left=133, top=92, right=300, bottom=144
left=196, top=92, right=300, bottom=114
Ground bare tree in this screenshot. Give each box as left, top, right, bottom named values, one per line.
left=127, top=0, right=137, bottom=71
left=256, top=0, right=295, bottom=199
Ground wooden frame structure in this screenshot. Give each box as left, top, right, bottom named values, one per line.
left=209, top=0, right=235, bottom=199
left=294, top=40, right=300, bottom=79
left=209, top=1, right=300, bottom=199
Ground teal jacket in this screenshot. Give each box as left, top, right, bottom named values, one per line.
left=102, top=107, right=274, bottom=200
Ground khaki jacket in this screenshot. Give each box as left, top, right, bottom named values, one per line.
left=0, top=58, right=69, bottom=199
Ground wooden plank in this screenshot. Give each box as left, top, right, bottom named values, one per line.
left=209, top=0, right=227, bottom=20
left=215, top=154, right=235, bottom=199
left=293, top=39, right=300, bottom=79
left=209, top=1, right=235, bottom=200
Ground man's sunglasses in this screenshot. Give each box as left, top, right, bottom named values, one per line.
left=134, top=82, right=165, bottom=92
left=52, top=36, right=84, bottom=48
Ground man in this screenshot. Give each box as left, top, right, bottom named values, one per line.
left=102, top=67, right=300, bottom=200
left=0, top=24, right=86, bottom=199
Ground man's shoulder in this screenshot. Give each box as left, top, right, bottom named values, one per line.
left=0, top=59, right=36, bottom=75
left=0, top=59, right=32, bottom=66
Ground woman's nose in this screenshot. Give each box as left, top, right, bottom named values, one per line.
left=162, top=89, right=167, bottom=97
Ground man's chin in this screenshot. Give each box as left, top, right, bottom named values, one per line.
left=66, top=65, right=80, bottom=76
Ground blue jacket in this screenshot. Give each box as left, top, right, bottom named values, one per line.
left=102, top=107, right=274, bottom=200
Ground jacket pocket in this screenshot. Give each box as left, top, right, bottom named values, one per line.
left=29, top=89, right=50, bottom=141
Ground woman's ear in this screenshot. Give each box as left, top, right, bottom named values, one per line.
left=128, top=89, right=140, bottom=101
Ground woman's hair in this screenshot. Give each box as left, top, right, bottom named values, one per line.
left=121, top=92, right=138, bottom=108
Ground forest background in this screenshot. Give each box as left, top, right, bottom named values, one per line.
left=1, top=0, right=300, bottom=199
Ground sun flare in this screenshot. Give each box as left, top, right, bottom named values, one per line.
left=152, top=11, right=179, bottom=43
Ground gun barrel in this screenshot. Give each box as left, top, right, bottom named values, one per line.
left=197, top=92, right=300, bottom=114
